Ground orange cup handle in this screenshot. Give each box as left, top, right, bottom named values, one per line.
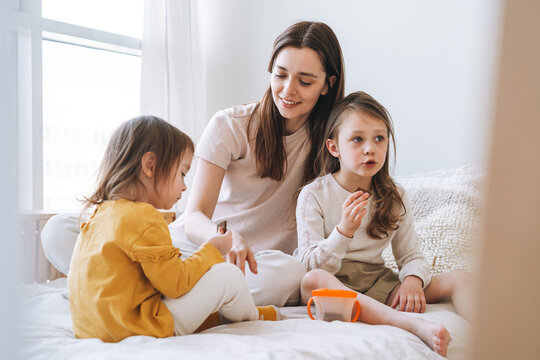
left=307, top=297, right=315, bottom=320
left=351, top=300, right=361, bottom=322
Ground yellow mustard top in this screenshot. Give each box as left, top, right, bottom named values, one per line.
left=68, top=199, right=224, bottom=342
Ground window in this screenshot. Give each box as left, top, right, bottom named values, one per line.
left=42, top=41, right=141, bottom=209
left=19, top=0, right=144, bottom=210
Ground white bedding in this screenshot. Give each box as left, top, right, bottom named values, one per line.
left=19, top=278, right=470, bottom=360
left=19, top=166, right=482, bottom=359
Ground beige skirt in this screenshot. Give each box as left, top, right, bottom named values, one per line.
left=335, top=261, right=400, bottom=304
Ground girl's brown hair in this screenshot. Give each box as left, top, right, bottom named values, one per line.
left=81, top=115, right=194, bottom=216
left=248, top=21, right=345, bottom=185
left=319, top=91, right=405, bottom=239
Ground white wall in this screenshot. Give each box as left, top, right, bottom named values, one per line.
left=197, top=0, right=503, bottom=175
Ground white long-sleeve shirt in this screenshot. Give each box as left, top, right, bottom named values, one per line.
left=296, top=174, right=431, bottom=288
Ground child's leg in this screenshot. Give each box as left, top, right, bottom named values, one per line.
left=163, top=263, right=274, bottom=335
left=302, top=269, right=451, bottom=357
left=423, top=270, right=474, bottom=320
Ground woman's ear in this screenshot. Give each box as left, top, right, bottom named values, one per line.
left=321, top=75, right=337, bottom=95
left=326, top=139, right=339, bottom=158
left=141, top=152, right=157, bottom=178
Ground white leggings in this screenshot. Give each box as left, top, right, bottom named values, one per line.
left=41, top=213, right=306, bottom=307
left=164, top=262, right=257, bottom=335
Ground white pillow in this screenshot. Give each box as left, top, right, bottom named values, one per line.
left=383, top=165, right=485, bottom=275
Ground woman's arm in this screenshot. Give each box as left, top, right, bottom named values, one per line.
left=184, top=159, right=225, bottom=245
left=184, top=158, right=258, bottom=274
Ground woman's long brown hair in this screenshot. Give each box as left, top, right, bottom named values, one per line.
left=81, top=115, right=194, bottom=218
left=248, top=21, right=345, bottom=186
left=319, top=91, right=405, bottom=239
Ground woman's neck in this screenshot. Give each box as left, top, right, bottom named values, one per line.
left=283, top=115, right=308, bottom=135
left=332, top=170, right=372, bottom=193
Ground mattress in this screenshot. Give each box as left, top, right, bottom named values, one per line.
left=19, top=278, right=470, bottom=360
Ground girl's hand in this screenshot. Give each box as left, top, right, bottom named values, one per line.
left=391, top=275, right=426, bottom=313
left=226, top=230, right=258, bottom=275
left=336, top=190, right=370, bottom=238
left=206, top=230, right=233, bottom=256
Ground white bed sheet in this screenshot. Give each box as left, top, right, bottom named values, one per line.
left=18, top=279, right=470, bottom=360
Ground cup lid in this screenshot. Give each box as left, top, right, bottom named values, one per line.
left=311, top=288, right=357, bottom=298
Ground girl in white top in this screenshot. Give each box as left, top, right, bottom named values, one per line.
left=178, top=21, right=346, bottom=307
left=297, top=92, right=472, bottom=357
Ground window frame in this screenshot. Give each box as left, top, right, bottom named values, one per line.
left=17, top=0, right=142, bottom=210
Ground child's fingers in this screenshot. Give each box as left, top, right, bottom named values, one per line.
left=344, top=201, right=368, bottom=222
left=353, top=206, right=368, bottom=221
left=355, top=199, right=369, bottom=209
left=420, top=296, right=426, bottom=313
left=343, top=193, right=360, bottom=208
left=350, top=202, right=368, bottom=223
left=413, top=295, right=422, bottom=313
left=399, top=294, right=407, bottom=311
left=349, top=194, right=369, bottom=209
left=405, top=295, right=415, bottom=312
left=343, top=190, right=368, bottom=207
left=390, top=292, right=400, bottom=309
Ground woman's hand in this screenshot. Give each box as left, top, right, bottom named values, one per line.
left=206, top=230, right=233, bottom=256
left=391, top=275, right=426, bottom=313
left=226, top=230, right=258, bottom=274
left=336, top=190, right=370, bottom=238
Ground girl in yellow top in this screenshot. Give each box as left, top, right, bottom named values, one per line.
left=68, top=116, right=278, bottom=343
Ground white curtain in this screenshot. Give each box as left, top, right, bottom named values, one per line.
left=140, top=0, right=206, bottom=213
left=140, top=0, right=206, bottom=143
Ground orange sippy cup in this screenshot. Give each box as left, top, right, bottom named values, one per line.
left=307, top=288, right=361, bottom=322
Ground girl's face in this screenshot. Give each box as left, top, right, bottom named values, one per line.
left=270, top=46, right=330, bottom=132
left=327, top=111, right=389, bottom=183
left=152, top=150, right=193, bottom=210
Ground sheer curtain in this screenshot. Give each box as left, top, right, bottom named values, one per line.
left=141, top=0, right=206, bottom=141
left=140, top=0, right=206, bottom=213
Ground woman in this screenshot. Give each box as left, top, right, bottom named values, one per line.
left=175, top=21, right=345, bottom=307
left=41, top=21, right=345, bottom=307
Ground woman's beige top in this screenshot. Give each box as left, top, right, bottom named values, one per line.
left=195, top=103, right=311, bottom=254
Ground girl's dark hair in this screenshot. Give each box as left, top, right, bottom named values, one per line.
left=81, top=115, right=194, bottom=216
left=319, top=91, right=405, bottom=239
left=248, top=21, right=345, bottom=186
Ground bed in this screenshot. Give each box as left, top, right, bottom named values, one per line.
left=18, top=166, right=483, bottom=360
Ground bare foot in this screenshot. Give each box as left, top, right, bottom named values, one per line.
left=413, top=319, right=451, bottom=357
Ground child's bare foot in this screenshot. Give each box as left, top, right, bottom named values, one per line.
left=413, top=319, right=451, bottom=357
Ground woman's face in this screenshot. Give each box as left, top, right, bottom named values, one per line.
left=270, top=46, right=329, bottom=133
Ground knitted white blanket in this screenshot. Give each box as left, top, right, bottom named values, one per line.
left=384, top=165, right=485, bottom=275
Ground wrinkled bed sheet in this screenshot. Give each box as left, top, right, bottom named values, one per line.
left=18, top=279, right=470, bottom=360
